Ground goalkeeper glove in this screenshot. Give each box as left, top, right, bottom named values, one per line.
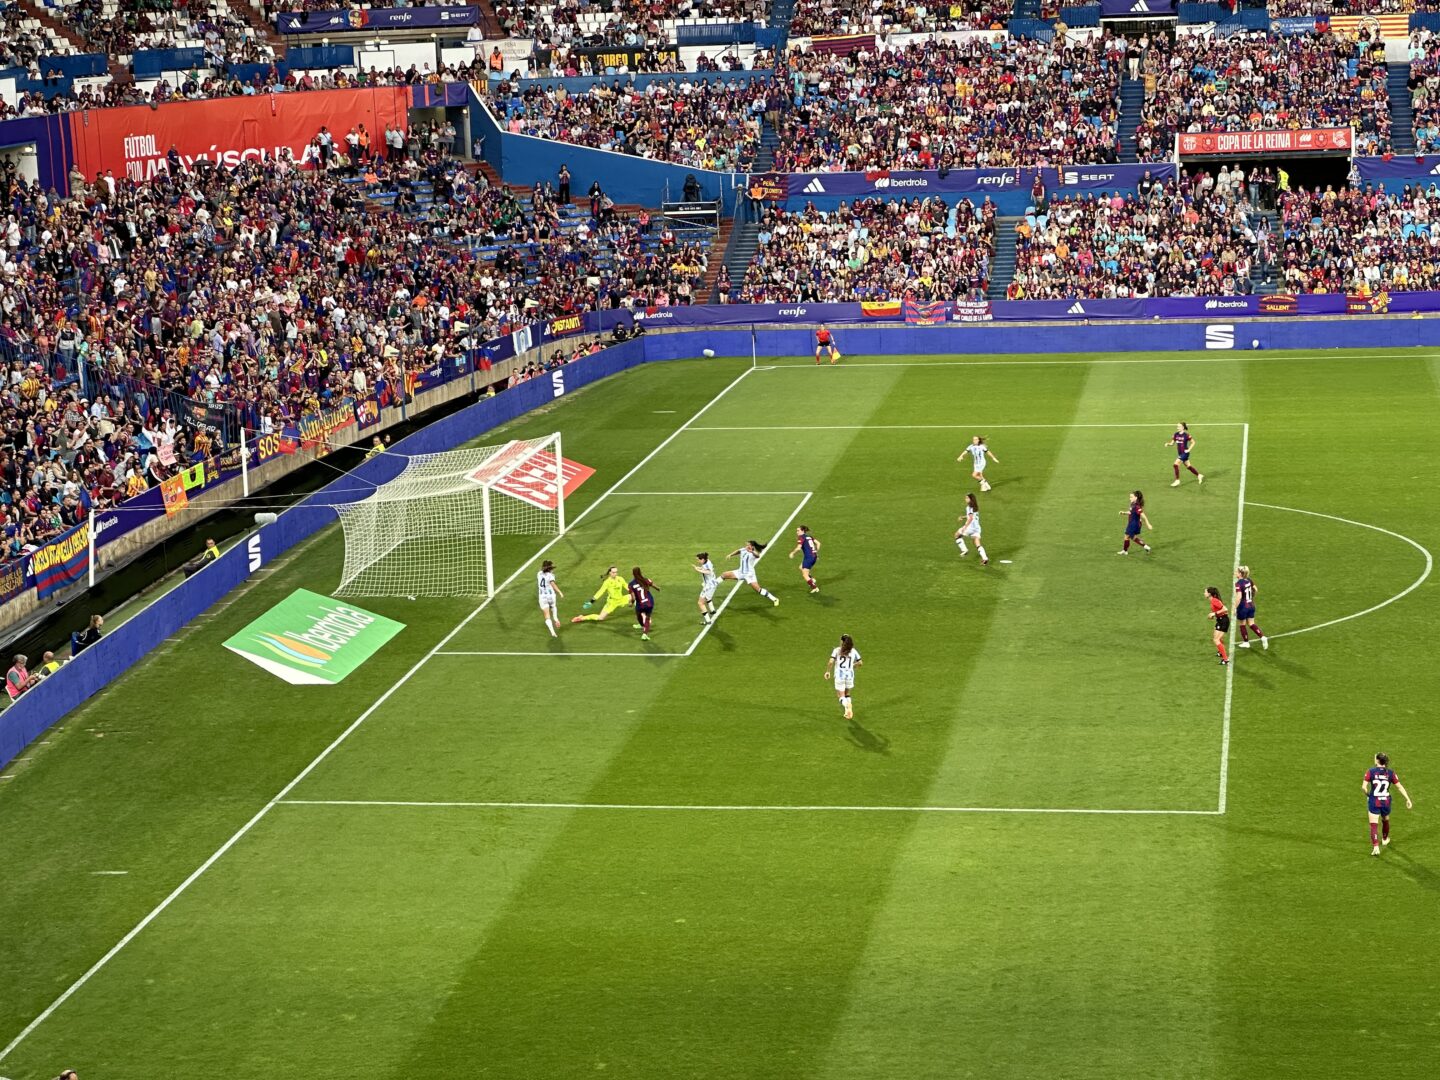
left=582, top=601, right=593, bottom=610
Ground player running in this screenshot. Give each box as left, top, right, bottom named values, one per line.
left=958, top=436, right=999, bottom=492
left=1118, top=490, right=1152, bottom=554
left=814, top=324, right=840, bottom=365
left=1364, top=752, right=1413, bottom=856
left=629, top=566, right=658, bottom=641
left=1166, top=422, right=1204, bottom=487
left=722, top=540, right=780, bottom=605
left=788, top=525, right=821, bottom=593
left=571, top=565, right=631, bottom=625
left=954, top=493, right=988, bottom=565
left=537, top=560, right=564, bottom=637
left=824, top=634, right=862, bottom=720
left=1233, top=565, right=1268, bottom=650
left=694, top=552, right=719, bottom=623
left=1204, top=587, right=1231, bottom=666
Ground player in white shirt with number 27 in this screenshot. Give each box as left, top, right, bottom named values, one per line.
left=824, top=634, right=862, bottom=720
left=537, top=560, right=564, bottom=637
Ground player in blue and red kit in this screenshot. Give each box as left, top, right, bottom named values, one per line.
left=1233, top=565, right=1268, bottom=650
left=1363, top=752, right=1413, bottom=856
left=629, top=567, right=658, bottom=641
left=1166, top=422, right=1203, bottom=487
left=1117, top=490, right=1152, bottom=554
left=788, top=524, right=821, bottom=593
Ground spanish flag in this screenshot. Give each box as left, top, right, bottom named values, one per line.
left=861, top=300, right=902, bottom=319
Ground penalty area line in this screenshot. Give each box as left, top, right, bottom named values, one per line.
left=276, top=799, right=1221, bottom=816
left=436, top=650, right=686, bottom=658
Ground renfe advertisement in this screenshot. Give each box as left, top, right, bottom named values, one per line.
left=66, top=87, right=411, bottom=181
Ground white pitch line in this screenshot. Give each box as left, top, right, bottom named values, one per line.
left=0, top=365, right=763, bottom=1066
left=1219, top=423, right=1249, bottom=817
left=436, top=650, right=686, bottom=658
left=689, top=423, right=1247, bottom=431
left=1245, top=502, right=1434, bottom=641
left=754, top=350, right=1440, bottom=369
left=610, top=490, right=814, bottom=496
left=277, top=799, right=1220, bottom=816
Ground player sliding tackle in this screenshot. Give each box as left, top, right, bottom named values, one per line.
left=571, top=566, right=631, bottom=626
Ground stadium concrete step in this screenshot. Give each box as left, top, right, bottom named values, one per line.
left=1119, top=78, right=1145, bottom=164
left=1388, top=68, right=1415, bottom=155
left=755, top=122, right=779, bottom=174
left=1251, top=208, right=1279, bottom=295
left=703, top=216, right=735, bottom=301
left=719, top=215, right=761, bottom=302
left=987, top=216, right=1020, bottom=301
left=1011, top=0, right=1043, bottom=19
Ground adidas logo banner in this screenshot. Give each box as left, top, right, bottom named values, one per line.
left=1099, top=0, right=1175, bottom=14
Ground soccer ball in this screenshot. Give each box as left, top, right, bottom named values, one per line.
left=702, top=348, right=716, bottom=357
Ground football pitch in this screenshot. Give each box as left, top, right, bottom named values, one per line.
left=1, top=349, right=1436, bottom=1079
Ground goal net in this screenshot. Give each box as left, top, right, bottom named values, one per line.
left=332, top=434, right=566, bottom=597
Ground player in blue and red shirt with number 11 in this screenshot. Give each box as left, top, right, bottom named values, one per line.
left=1364, top=752, right=1413, bottom=856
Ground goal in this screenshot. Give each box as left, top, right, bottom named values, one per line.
left=332, top=434, right=566, bottom=598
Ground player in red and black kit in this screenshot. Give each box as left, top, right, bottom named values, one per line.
left=815, top=324, right=840, bottom=365
left=1166, top=422, right=1203, bottom=487
left=1364, top=752, right=1413, bottom=856
left=1204, top=587, right=1230, bottom=665
left=629, top=566, right=658, bottom=642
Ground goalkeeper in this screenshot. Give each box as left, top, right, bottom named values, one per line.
left=570, top=566, right=632, bottom=625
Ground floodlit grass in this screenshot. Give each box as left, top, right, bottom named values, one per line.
left=0, top=350, right=1436, bottom=1080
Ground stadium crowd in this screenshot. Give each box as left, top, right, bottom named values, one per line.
left=47, top=0, right=274, bottom=66
left=496, top=78, right=770, bottom=170
left=491, top=0, right=765, bottom=42
left=1409, top=28, right=1440, bottom=153
left=1006, top=180, right=1265, bottom=299
left=735, top=196, right=996, bottom=302
left=789, top=0, right=1012, bottom=36
left=1133, top=30, right=1392, bottom=161
left=774, top=35, right=1126, bottom=171
left=1277, top=184, right=1440, bottom=293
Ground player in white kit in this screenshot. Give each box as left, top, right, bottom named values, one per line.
left=958, top=436, right=998, bottom=492
left=536, top=559, right=564, bottom=636
left=955, top=493, right=989, bottom=565
left=693, top=552, right=719, bottom=624
left=721, top=539, right=780, bottom=605
left=824, top=634, right=862, bottom=720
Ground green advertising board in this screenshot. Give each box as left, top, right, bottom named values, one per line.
left=223, top=589, right=405, bottom=685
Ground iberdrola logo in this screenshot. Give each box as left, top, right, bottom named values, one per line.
left=224, top=589, right=404, bottom=685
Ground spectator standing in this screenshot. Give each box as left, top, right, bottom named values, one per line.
left=558, top=164, right=571, bottom=203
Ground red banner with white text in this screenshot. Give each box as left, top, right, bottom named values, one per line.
left=1177, top=128, right=1353, bottom=157
left=66, top=87, right=411, bottom=184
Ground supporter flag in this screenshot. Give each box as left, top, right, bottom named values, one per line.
left=1325, top=13, right=1408, bottom=38
left=809, top=33, right=875, bottom=56
left=277, top=434, right=301, bottom=455
left=161, top=474, right=189, bottom=517
left=354, top=395, right=381, bottom=431
left=178, top=462, right=206, bottom=490
left=404, top=369, right=422, bottom=399
left=903, top=298, right=946, bottom=326
left=861, top=300, right=903, bottom=319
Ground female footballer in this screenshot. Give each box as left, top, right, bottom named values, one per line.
left=1364, top=752, right=1413, bottom=856
left=955, top=493, right=988, bottom=565
left=694, top=552, right=719, bottom=623
left=722, top=540, right=780, bottom=605
left=824, top=634, right=862, bottom=720
left=1233, top=565, right=1268, bottom=649
left=1205, top=587, right=1230, bottom=666
left=537, top=559, right=564, bottom=637
left=1166, top=422, right=1204, bottom=487
left=571, top=565, right=631, bottom=624
left=629, top=566, right=658, bottom=641
left=1118, top=490, right=1152, bottom=554
left=788, top=525, right=821, bottom=593
left=958, top=436, right=999, bottom=492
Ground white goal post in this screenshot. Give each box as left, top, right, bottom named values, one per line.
left=332, top=433, right=566, bottom=598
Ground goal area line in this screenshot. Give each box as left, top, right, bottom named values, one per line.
left=277, top=799, right=1221, bottom=817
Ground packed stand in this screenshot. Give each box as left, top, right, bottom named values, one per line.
left=496, top=78, right=769, bottom=170
left=492, top=0, right=765, bottom=44
left=0, top=5, right=75, bottom=70
left=736, top=197, right=996, bottom=302
left=1132, top=30, right=1391, bottom=162
left=49, top=0, right=274, bottom=67
left=774, top=36, right=1126, bottom=172
left=1006, top=176, right=1266, bottom=299
left=790, top=0, right=1012, bottom=37
left=1266, top=0, right=1434, bottom=14
left=1409, top=28, right=1440, bottom=153
left=1276, top=184, right=1440, bottom=293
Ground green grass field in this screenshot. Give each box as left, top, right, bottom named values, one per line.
left=1, top=349, right=1437, bottom=1080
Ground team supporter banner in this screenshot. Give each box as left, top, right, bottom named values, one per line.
left=1325, top=13, right=1408, bottom=38
left=1272, top=16, right=1317, bottom=35
left=0, top=558, right=31, bottom=605
left=1102, top=0, right=1175, bottom=13
left=1354, top=155, right=1440, bottom=182
left=253, top=396, right=359, bottom=466
left=786, top=164, right=1175, bottom=200
left=747, top=172, right=788, bottom=201
left=354, top=396, right=381, bottom=431
left=66, top=87, right=411, bottom=182
left=808, top=33, right=876, bottom=55
left=951, top=300, right=994, bottom=322
left=223, top=589, right=405, bottom=686
left=1178, top=128, right=1353, bottom=156
left=277, top=6, right=479, bottom=33
left=552, top=45, right=681, bottom=69
left=32, top=521, right=91, bottom=600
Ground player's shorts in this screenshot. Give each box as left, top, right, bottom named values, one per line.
left=960, top=522, right=981, bottom=538
left=1369, top=799, right=1392, bottom=817
left=735, top=570, right=757, bottom=585
left=600, top=597, right=629, bottom=617
left=801, top=554, right=818, bottom=570
left=1236, top=603, right=1255, bottom=621
left=1177, top=451, right=1190, bottom=462
left=1125, top=523, right=1142, bottom=537
left=972, top=460, right=987, bottom=473
left=538, top=593, right=556, bottom=609
left=636, top=601, right=654, bottom=616
left=700, top=582, right=718, bottom=601
left=834, top=675, right=854, bottom=692
left=1214, top=614, right=1230, bottom=634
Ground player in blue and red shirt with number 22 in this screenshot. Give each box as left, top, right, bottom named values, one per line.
left=1364, top=752, right=1413, bottom=856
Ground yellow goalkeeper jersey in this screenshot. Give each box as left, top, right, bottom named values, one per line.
left=592, top=576, right=629, bottom=604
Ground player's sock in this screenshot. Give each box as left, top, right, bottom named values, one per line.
left=547, top=621, right=557, bottom=637
left=759, top=588, right=773, bottom=600
left=1369, top=823, right=1380, bottom=847
left=956, top=539, right=968, bottom=555
left=1217, top=641, right=1228, bottom=661
left=1173, top=464, right=1180, bottom=479
left=1239, top=625, right=1249, bottom=643
left=976, top=545, right=988, bottom=563
left=1252, top=623, right=1265, bottom=638
left=1382, top=818, right=1391, bottom=841
left=1187, top=465, right=1200, bottom=476
left=1123, top=538, right=1131, bottom=551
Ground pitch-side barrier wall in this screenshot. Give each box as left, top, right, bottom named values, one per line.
left=5, top=315, right=1440, bottom=768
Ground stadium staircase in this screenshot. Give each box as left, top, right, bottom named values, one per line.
left=717, top=216, right=761, bottom=302
left=1118, top=78, right=1145, bottom=163
left=1010, top=0, right=1043, bottom=19
left=1251, top=208, right=1279, bottom=295
left=768, top=0, right=797, bottom=51
left=1387, top=67, right=1415, bottom=155
left=755, top=121, right=779, bottom=173
left=987, top=216, right=1020, bottom=300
